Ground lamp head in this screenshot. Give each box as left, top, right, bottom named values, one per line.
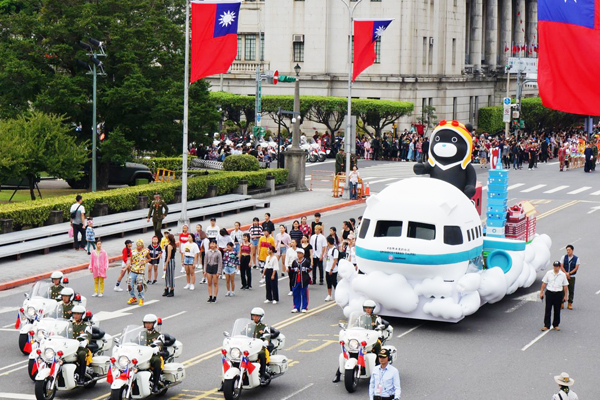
left=294, top=63, right=301, bottom=76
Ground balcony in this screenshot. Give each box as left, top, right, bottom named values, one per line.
left=230, top=61, right=270, bottom=73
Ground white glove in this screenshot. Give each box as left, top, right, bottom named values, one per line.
left=79, top=339, right=88, bottom=348
left=152, top=346, right=160, bottom=354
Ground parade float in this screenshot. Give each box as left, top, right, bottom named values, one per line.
left=335, top=120, right=552, bottom=322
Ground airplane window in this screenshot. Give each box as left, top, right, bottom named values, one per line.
left=407, top=222, right=436, bottom=241
left=358, top=219, right=370, bottom=239
left=467, top=229, right=471, bottom=241
left=479, top=226, right=482, bottom=236
left=444, top=226, right=463, bottom=245
left=470, top=228, right=475, bottom=240
left=374, top=221, right=403, bottom=237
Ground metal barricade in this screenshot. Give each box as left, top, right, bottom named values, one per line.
left=155, top=168, right=176, bottom=182
left=310, top=170, right=335, bottom=194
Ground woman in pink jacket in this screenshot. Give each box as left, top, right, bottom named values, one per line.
left=89, top=238, right=109, bottom=297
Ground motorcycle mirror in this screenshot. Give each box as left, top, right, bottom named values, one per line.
left=24, top=293, right=29, bottom=299
left=338, top=322, right=346, bottom=330
left=223, top=331, right=230, bottom=338
left=113, top=337, right=120, bottom=345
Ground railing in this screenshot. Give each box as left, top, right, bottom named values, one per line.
left=230, top=61, right=270, bottom=73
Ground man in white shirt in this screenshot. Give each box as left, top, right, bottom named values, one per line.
left=540, top=261, right=569, bottom=331
left=205, top=218, right=220, bottom=243
left=324, top=236, right=339, bottom=302
left=69, top=195, right=86, bottom=250
left=309, top=225, right=327, bottom=285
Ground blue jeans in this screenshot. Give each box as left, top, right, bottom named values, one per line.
left=129, top=272, right=145, bottom=300
left=350, top=182, right=358, bottom=199
left=292, top=282, right=308, bottom=310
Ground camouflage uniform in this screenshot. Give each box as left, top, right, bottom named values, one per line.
left=72, top=319, right=91, bottom=383
left=145, top=329, right=164, bottom=390
left=50, top=284, right=64, bottom=301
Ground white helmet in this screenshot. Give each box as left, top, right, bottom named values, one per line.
left=60, top=287, right=74, bottom=302
left=50, top=271, right=64, bottom=281
left=72, top=305, right=86, bottom=315
left=363, top=300, right=377, bottom=311
left=250, top=307, right=265, bottom=321
left=143, top=314, right=158, bottom=327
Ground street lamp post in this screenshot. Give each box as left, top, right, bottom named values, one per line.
left=277, top=107, right=300, bottom=169
left=292, top=63, right=302, bottom=149
left=283, top=63, right=308, bottom=191
left=339, top=0, right=363, bottom=200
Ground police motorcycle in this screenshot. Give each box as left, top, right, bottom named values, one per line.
left=337, top=311, right=396, bottom=393
left=18, top=280, right=86, bottom=354
left=33, top=306, right=110, bottom=400
left=109, top=321, right=185, bottom=399
left=28, top=307, right=112, bottom=381
left=221, top=316, right=288, bottom=399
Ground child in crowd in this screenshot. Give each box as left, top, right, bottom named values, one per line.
left=89, top=238, right=108, bottom=297
left=114, top=240, right=132, bottom=291
left=147, top=236, right=162, bottom=285
left=204, top=241, right=223, bottom=303
left=85, top=219, right=96, bottom=255
left=160, top=230, right=170, bottom=279
left=223, top=242, right=239, bottom=297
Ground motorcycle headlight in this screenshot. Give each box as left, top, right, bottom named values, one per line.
left=26, top=307, right=36, bottom=318
left=347, top=339, right=359, bottom=351
left=37, top=330, right=47, bottom=341
left=118, top=356, right=130, bottom=370
left=230, top=348, right=242, bottom=360
left=44, top=348, right=55, bottom=361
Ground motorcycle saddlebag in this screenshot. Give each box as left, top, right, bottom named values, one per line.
left=163, top=362, right=185, bottom=384
left=268, top=355, right=288, bottom=376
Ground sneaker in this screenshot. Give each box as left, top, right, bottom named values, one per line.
left=180, top=267, right=185, bottom=273
left=183, top=284, right=190, bottom=290
left=114, top=285, right=123, bottom=292
left=554, top=326, right=561, bottom=331
left=212, top=297, right=217, bottom=303
left=98, top=293, right=103, bottom=297
left=201, top=278, right=208, bottom=284
left=291, top=309, right=298, bottom=313
left=189, top=284, right=195, bottom=291
left=541, top=327, right=549, bottom=331
left=225, top=292, right=230, bottom=297
left=147, top=280, right=152, bottom=284
left=127, top=297, right=137, bottom=305
left=264, top=299, right=271, bottom=304
left=287, top=291, right=293, bottom=296
left=138, top=299, right=144, bottom=306
left=220, top=274, right=226, bottom=280
left=259, top=278, right=265, bottom=284
left=236, top=270, right=241, bottom=275
left=161, top=273, right=166, bottom=279
left=325, top=295, right=332, bottom=301
left=92, top=293, right=98, bottom=297
left=230, top=292, right=235, bottom=297
left=301, top=309, right=307, bottom=313
left=207, top=297, right=213, bottom=303
left=152, top=280, right=157, bottom=285
left=272, top=300, right=278, bottom=305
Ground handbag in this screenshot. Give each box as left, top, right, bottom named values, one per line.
left=68, top=226, right=74, bottom=238
left=70, top=204, right=82, bottom=221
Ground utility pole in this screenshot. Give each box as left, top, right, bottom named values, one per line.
left=179, top=0, right=191, bottom=229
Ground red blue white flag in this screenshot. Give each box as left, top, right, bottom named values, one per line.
left=352, top=19, right=393, bottom=82
left=538, top=0, right=600, bottom=115
left=191, top=1, right=241, bottom=83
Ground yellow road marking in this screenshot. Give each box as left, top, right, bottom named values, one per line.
left=285, top=338, right=318, bottom=351
left=298, top=340, right=339, bottom=353
left=537, top=200, right=580, bottom=220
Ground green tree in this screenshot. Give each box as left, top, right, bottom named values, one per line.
left=0, top=111, right=88, bottom=200
left=304, top=96, right=347, bottom=136
left=211, top=91, right=255, bottom=135
left=353, top=99, right=414, bottom=138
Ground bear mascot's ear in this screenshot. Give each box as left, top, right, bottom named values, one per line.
left=465, top=123, right=474, bottom=134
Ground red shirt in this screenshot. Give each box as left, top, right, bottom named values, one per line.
left=300, top=224, right=312, bottom=237
left=122, top=247, right=131, bottom=263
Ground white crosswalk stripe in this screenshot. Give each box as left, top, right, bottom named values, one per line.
left=507, top=183, right=525, bottom=190
left=369, top=178, right=397, bottom=185
left=567, top=186, right=592, bottom=195
left=544, top=185, right=569, bottom=194
left=590, top=190, right=600, bottom=196
left=520, top=184, right=547, bottom=193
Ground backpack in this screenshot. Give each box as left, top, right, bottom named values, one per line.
left=70, top=204, right=82, bottom=221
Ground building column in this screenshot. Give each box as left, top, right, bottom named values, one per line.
left=485, top=0, right=498, bottom=69
left=514, top=0, right=526, bottom=49
left=500, top=0, right=512, bottom=66
left=470, top=0, right=483, bottom=70
left=527, top=0, right=538, bottom=55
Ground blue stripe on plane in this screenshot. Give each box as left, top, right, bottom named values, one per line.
left=356, top=245, right=483, bottom=265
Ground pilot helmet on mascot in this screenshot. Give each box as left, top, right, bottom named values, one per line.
left=414, top=120, right=477, bottom=198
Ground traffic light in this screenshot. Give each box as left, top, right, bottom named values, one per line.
left=278, top=75, right=296, bottom=83
left=265, top=70, right=279, bottom=85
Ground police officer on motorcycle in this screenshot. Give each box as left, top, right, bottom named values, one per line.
left=250, top=307, right=276, bottom=385
left=49, top=271, right=65, bottom=300
left=60, top=288, right=76, bottom=319
left=71, top=305, right=91, bottom=385
left=363, top=299, right=389, bottom=357
left=143, top=314, right=165, bottom=393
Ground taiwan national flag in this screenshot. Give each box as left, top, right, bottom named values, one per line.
left=240, top=356, right=256, bottom=375
left=352, top=19, right=393, bottom=82
left=357, top=348, right=365, bottom=367
left=107, top=366, right=114, bottom=384
left=222, top=357, right=230, bottom=373
left=191, top=1, right=241, bottom=83
left=538, top=0, right=600, bottom=115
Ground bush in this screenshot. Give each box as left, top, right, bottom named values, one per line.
left=477, top=107, right=505, bottom=133
left=222, top=154, right=260, bottom=171
left=0, top=169, right=288, bottom=229
left=136, top=157, right=193, bottom=173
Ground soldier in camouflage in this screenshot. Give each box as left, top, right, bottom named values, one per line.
left=250, top=307, right=271, bottom=385
left=60, top=288, right=76, bottom=319
left=143, top=314, right=165, bottom=393
left=49, top=271, right=65, bottom=301
left=71, top=305, right=91, bottom=385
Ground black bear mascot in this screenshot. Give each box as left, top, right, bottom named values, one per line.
left=413, top=120, right=477, bottom=198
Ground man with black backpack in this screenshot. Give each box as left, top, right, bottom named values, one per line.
left=70, top=195, right=86, bottom=251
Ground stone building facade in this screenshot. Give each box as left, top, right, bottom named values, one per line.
left=206, top=0, right=539, bottom=131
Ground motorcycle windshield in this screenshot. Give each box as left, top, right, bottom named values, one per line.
left=29, top=281, right=52, bottom=299
left=44, top=304, right=63, bottom=319
left=231, top=318, right=255, bottom=338
left=120, top=325, right=147, bottom=345
left=44, top=320, right=72, bottom=339
left=347, top=312, right=372, bottom=330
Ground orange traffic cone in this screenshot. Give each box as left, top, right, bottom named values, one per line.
left=364, top=182, right=370, bottom=197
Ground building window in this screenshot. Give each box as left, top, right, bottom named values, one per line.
left=259, top=33, right=265, bottom=61
left=374, top=37, right=381, bottom=64
left=422, top=37, right=427, bottom=66
left=474, top=96, right=479, bottom=125
left=245, top=35, right=256, bottom=61
left=293, top=41, right=304, bottom=62
left=469, top=96, right=474, bottom=123
left=452, top=38, right=456, bottom=66
left=236, top=36, right=242, bottom=61
left=453, top=97, right=457, bottom=120
left=428, top=38, right=433, bottom=65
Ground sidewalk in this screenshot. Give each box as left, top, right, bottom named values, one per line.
left=0, top=190, right=361, bottom=288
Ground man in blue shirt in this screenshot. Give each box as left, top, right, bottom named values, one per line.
left=560, top=244, right=580, bottom=310
left=369, top=349, right=401, bottom=400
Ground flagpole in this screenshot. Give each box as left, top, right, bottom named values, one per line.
left=179, top=0, right=191, bottom=229
left=340, top=0, right=363, bottom=201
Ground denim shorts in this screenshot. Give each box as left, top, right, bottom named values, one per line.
left=223, top=266, right=236, bottom=275
left=184, top=256, right=194, bottom=265
left=251, top=238, right=259, bottom=246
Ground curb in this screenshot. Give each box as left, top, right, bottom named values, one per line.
left=0, top=198, right=365, bottom=292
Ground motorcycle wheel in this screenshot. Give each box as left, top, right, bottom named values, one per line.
left=109, top=387, right=128, bottom=400
left=28, top=358, right=37, bottom=381
left=344, top=367, right=360, bottom=393
left=318, top=154, right=327, bottom=162
left=309, top=154, right=318, bottom=163
left=19, top=333, right=30, bottom=355
left=35, top=377, right=56, bottom=400
left=223, top=377, right=242, bottom=400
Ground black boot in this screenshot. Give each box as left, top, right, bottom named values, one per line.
left=167, top=288, right=174, bottom=297
left=332, top=369, right=341, bottom=383
left=162, top=288, right=169, bottom=297
left=77, top=363, right=87, bottom=385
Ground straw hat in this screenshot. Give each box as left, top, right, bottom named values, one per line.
left=554, top=372, right=574, bottom=387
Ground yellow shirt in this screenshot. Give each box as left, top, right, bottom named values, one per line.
left=258, top=236, right=275, bottom=262
left=131, top=249, right=149, bottom=273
